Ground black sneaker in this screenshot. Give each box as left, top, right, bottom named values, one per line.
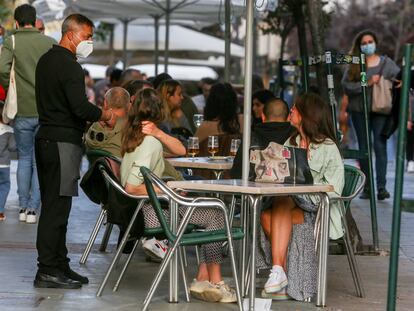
left=377, top=188, right=390, bottom=200
left=63, top=268, right=89, bottom=284
left=359, top=189, right=370, bottom=200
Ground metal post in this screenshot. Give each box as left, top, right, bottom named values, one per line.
left=164, top=0, right=171, bottom=73
left=360, top=53, right=379, bottom=249
left=278, top=58, right=285, bottom=99
left=121, top=19, right=129, bottom=70
left=153, top=15, right=160, bottom=76
left=301, top=55, right=309, bottom=93
left=169, top=200, right=179, bottom=302
left=387, top=44, right=412, bottom=311
left=241, top=0, right=254, bottom=183
left=325, top=51, right=338, bottom=139
left=224, top=0, right=231, bottom=82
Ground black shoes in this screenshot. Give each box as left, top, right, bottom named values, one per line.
left=377, top=188, right=391, bottom=200
left=34, top=272, right=82, bottom=289
left=360, top=189, right=370, bottom=199
left=63, top=268, right=89, bottom=284
left=359, top=188, right=390, bottom=200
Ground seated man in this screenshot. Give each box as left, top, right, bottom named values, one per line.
left=85, top=86, right=186, bottom=262
left=231, top=98, right=294, bottom=179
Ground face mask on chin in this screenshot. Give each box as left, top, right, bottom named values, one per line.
left=360, top=42, right=376, bottom=56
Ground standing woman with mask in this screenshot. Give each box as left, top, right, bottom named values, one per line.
left=341, top=30, right=400, bottom=200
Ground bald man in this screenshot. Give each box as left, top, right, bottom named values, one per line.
left=230, top=98, right=294, bottom=179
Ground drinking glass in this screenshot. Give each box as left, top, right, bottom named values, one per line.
left=187, top=137, right=199, bottom=160
left=193, top=114, right=204, bottom=128
left=208, top=135, right=219, bottom=157
left=230, top=139, right=241, bottom=156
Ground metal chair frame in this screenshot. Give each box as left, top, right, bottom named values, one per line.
left=140, top=167, right=243, bottom=311
left=315, top=164, right=366, bottom=298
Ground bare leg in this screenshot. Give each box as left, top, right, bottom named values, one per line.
left=269, top=197, right=304, bottom=269
left=207, top=263, right=222, bottom=284
left=196, top=263, right=209, bottom=281
left=261, top=209, right=272, bottom=238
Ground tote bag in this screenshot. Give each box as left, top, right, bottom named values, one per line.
left=2, top=35, right=17, bottom=123
left=372, top=57, right=393, bottom=115
left=250, top=142, right=313, bottom=184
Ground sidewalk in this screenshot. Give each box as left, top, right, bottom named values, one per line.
left=0, top=159, right=413, bottom=310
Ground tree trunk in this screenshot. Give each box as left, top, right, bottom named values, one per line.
left=294, top=4, right=309, bottom=91
left=306, top=0, right=327, bottom=98
left=393, top=0, right=410, bottom=62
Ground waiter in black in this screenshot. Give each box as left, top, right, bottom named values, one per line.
left=34, top=14, right=113, bottom=289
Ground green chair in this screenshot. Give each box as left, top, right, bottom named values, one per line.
left=95, top=161, right=195, bottom=298
left=316, top=164, right=366, bottom=298
left=140, top=166, right=244, bottom=311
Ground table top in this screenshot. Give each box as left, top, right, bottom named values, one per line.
left=168, top=179, right=334, bottom=195
left=166, top=157, right=233, bottom=170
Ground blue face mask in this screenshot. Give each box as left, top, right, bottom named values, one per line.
left=0, top=36, right=3, bottom=46
left=360, top=42, right=376, bottom=56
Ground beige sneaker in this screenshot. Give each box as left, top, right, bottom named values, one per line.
left=205, top=281, right=237, bottom=303
left=189, top=279, right=219, bottom=302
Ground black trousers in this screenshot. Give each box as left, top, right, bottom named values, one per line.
left=35, top=138, right=72, bottom=275
left=407, top=129, right=414, bottom=161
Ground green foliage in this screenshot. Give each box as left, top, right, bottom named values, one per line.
left=0, top=0, right=11, bottom=23
left=94, top=22, right=114, bottom=42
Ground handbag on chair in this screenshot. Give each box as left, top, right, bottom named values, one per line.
left=2, top=35, right=18, bottom=123
left=250, top=142, right=313, bottom=184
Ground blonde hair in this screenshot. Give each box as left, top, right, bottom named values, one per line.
left=156, top=79, right=181, bottom=122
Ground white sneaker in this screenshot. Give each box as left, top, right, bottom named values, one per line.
left=189, top=279, right=216, bottom=301
left=264, top=265, right=288, bottom=294
left=26, top=210, right=37, bottom=224
left=215, top=281, right=237, bottom=303
left=142, top=238, right=168, bottom=262
left=408, top=161, right=414, bottom=173
left=19, top=209, right=27, bottom=222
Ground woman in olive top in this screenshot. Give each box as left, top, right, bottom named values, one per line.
left=258, top=93, right=344, bottom=301
left=120, top=88, right=237, bottom=304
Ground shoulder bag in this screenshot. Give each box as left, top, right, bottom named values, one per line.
left=2, top=35, right=17, bottom=123
left=250, top=141, right=313, bottom=184
left=372, top=56, right=393, bottom=115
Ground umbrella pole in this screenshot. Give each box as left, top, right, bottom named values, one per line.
left=164, top=0, right=171, bottom=73
left=242, top=0, right=254, bottom=183
left=153, top=15, right=160, bottom=76
left=224, top=0, right=231, bottom=82
left=121, top=19, right=129, bottom=70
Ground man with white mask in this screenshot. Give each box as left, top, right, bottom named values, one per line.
left=34, top=14, right=113, bottom=289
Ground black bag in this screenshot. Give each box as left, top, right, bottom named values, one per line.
left=250, top=142, right=313, bottom=184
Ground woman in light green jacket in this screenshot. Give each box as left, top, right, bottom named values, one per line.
left=259, top=93, right=344, bottom=301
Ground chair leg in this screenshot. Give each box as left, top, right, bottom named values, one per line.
left=182, top=246, right=188, bottom=267
left=225, top=224, right=243, bottom=311
left=179, top=247, right=190, bottom=302
left=99, top=223, right=114, bottom=252
left=80, top=208, right=106, bottom=264
left=195, top=245, right=200, bottom=266
left=143, top=242, right=180, bottom=311
left=96, top=200, right=145, bottom=297
left=112, top=239, right=140, bottom=292
left=342, top=215, right=365, bottom=298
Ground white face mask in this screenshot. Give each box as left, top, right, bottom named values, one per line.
left=76, top=40, right=93, bottom=58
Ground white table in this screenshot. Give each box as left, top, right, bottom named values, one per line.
left=167, top=157, right=233, bottom=179
left=168, top=179, right=333, bottom=310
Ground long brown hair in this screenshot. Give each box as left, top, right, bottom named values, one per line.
left=347, top=30, right=379, bottom=82
left=289, top=93, right=338, bottom=148
left=156, top=79, right=181, bottom=121
left=121, top=88, right=164, bottom=156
